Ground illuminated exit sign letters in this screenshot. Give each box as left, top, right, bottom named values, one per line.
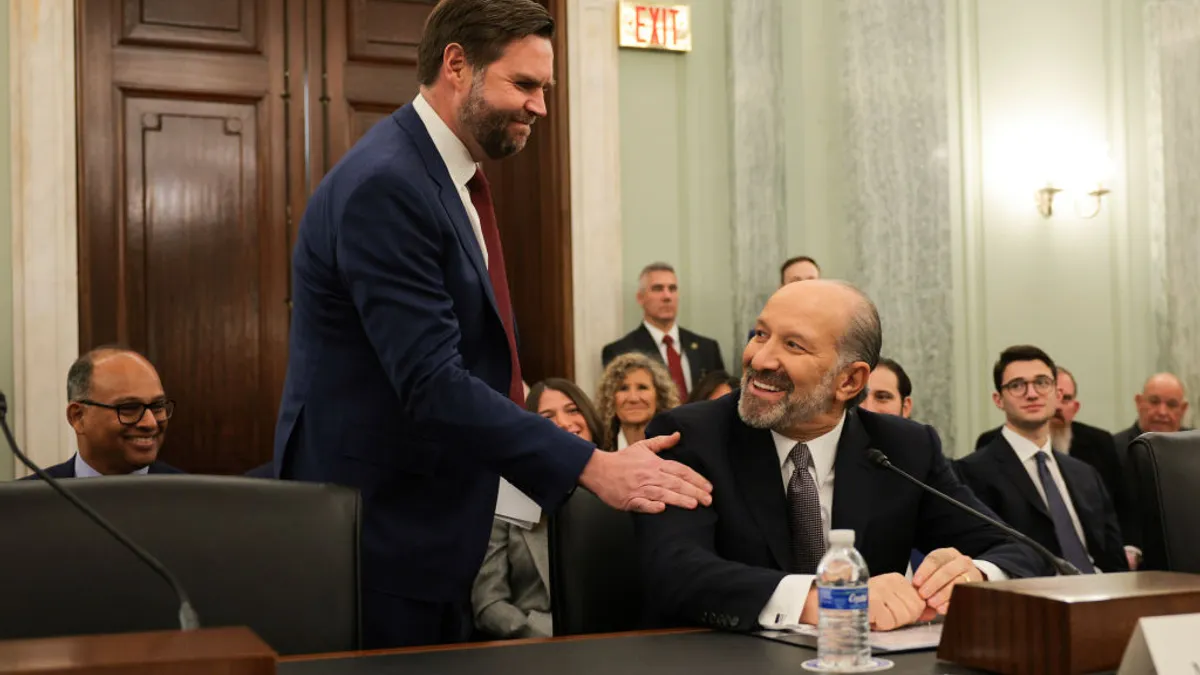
left=618, top=2, right=692, bottom=53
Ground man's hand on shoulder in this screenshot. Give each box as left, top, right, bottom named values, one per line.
left=578, top=433, right=713, bottom=513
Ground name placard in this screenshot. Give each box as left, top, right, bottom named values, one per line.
left=618, top=2, right=692, bottom=53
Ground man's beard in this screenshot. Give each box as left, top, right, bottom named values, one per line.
left=1050, top=423, right=1073, bottom=453
left=459, top=74, right=534, bottom=160
left=738, top=365, right=837, bottom=432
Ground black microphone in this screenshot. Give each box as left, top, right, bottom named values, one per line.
left=866, top=448, right=1081, bottom=576
left=0, top=391, right=201, bottom=629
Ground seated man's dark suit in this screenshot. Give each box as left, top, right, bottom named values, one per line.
left=22, top=456, right=184, bottom=479
left=956, top=435, right=1127, bottom=573
left=634, top=395, right=1047, bottom=631
left=601, top=324, right=724, bottom=384
left=975, top=421, right=1137, bottom=547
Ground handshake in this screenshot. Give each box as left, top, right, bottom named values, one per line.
left=801, top=548, right=983, bottom=631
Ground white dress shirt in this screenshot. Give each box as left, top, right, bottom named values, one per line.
left=616, top=429, right=629, bottom=450
left=641, top=320, right=692, bottom=393
left=411, top=93, right=488, bottom=268
left=74, top=453, right=149, bottom=478
left=757, top=414, right=1005, bottom=627
left=1000, top=426, right=1096, bottom=569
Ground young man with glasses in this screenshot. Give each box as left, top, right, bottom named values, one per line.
left=955, top=346, right=1126, bottom=573
left=25, top=347, right=182, bottom=478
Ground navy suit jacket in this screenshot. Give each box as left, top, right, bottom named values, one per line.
left=273, top=103, right=594, bottom=605
left=21, top=457, right=183, bottom=479
left=955, top=436, right=1128, bottom=573
left=634, top=395, right=1047, bottom=631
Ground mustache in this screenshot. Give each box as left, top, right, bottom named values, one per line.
left=744, top=367, right=793, bottom=393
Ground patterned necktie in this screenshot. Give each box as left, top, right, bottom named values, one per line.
left=1034, top=452, right=1095, bottom=574
left=661, top=335, right=688, bottom=398
left=787, top=443, right=826, bottom=574
left=466, top=169, right=524, bottom=404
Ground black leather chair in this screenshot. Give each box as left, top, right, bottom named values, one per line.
left=0, top=475, right=360, bottom=655
left=1129, top=430, right=1200, bottom=573
left=548, top=489, right=644, bottom=636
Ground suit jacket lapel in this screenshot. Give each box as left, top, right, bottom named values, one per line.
left=394, top=105, right=499, bottom=317
left=633, top=325, right=665, bottom=364
left=1054, top=453, right=1099, bottom=547
left=679, top=328, right=703, bottom=383
left=521, top=524, right=551, bottom=592
left=730, top=419, right=790, bottom=570
left=830, top=411, right=876, bottom=553
left=993, top=439, right=1051, bottom=520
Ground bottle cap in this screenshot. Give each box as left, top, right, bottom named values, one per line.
left=828, top=529, right=855, bottom=546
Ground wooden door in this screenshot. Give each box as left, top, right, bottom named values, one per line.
left=316, top=0, right=575, bottom=386
left=77, top=0, right=290, bottom=474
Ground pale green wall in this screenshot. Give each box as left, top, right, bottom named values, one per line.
left=618, top=0, right=735, bottom=364
left=0, top=1, right=13, bottom=481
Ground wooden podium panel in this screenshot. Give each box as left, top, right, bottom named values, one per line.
left=0, top=627, right=275, bottom=675
left=938, top=571, right=1200, bottom=674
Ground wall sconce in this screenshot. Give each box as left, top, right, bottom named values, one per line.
left=1035, top=183, right=1112, bottom=219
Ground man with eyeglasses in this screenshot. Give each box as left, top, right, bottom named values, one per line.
left=26, top=347, right=182, bottom=478
left=955, top=346, right=1127, bottom=573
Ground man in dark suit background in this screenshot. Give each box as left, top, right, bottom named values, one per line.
left=974, top=366, right=1138, bottom=566
left=602, top=262, right=723, bottom=399
left=24, top=347, right=182, bottom=479
left=1113, top=372, right=1190, bottom=468
left=274, top=0, right=712, bottom=648
left=636, top=281, right=1046, bottom=634
left=957, top=346, right=1127, bottom=574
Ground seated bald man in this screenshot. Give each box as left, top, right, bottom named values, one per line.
left=28, top=347, right=183, bottom=478
left=635, top=280, right=1047, bottom=633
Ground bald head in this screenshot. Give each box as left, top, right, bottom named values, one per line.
left=739, top=280, right=881, bottom=440
left=1136, top=372, right=1188, bottom=433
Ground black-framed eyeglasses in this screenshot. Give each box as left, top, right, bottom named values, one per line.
left=77, top=399, right=175, bottom=425
left=1001, top=376, right=1055, bottom=397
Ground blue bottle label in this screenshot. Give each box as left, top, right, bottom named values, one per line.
left=818, top=587, right=868, bottom=611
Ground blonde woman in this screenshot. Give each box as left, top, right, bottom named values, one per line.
left=595, top=352, right=681, bottom=451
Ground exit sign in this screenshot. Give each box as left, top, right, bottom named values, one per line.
left=618, top=2, right=692, bottom=53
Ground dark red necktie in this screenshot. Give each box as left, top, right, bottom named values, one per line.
left=467, top=169, right=524, bottom=404
left=662, top=335, right=688, bottom=398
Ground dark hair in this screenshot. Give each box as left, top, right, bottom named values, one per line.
left=687, top=370, right=740, bottom=404
left=67, top=345, right=141, bottom=402
left=875, top=358, right=912, bottom=399
left=992, top=345, right=1057, bottom=392
left=526, top=378, right=604, bottom=447
left=779, top=255, right=820, bottom=284
left=417, top=0, right=554, bottom=87
left=834, top=282, right=882, bottom=408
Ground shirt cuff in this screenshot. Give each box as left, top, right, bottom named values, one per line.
left=1124, top=545, right=1143, bottom=558
left=757, top=574, right=815, bottom=628
left=973, top=559, right=1007, bottom=581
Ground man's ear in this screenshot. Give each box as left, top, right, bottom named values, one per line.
left=66, top=402, right=86, bottom=434
left=441, top=43, right=470, bottom=86
left=838, top=362, right=870, bottom=403
left=902, top=397, right=913, bottom=419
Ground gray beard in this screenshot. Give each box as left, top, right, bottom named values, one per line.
left=738, top=367, right=838, bottom=432
left=1051, top=424, right=1073, bottom=453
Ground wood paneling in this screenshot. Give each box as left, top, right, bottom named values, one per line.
left=78, top=0, right=288, bottom=474
left=78, top=0, right=574, bottom=472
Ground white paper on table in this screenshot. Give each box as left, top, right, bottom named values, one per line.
left=494, top=478, right=542, bottom=530
left=758, top=621, right=943, bottom=653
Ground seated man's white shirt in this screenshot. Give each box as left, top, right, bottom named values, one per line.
left=757, top=413, right=1006, bottom=628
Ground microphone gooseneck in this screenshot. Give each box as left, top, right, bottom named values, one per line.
left=867, top=448, right=1081, bottom=576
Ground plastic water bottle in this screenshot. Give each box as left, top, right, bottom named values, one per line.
left=816, top=529, right=871, bottom=670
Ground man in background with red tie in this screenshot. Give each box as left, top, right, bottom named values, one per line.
left=273, top=0, right=712, bottom=649
left=602, top=262, right=725, bottom=400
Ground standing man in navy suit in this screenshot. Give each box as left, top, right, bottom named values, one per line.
left=274, top=0, right=712, bottom=649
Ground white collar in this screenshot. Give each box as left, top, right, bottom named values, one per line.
left=642, top=320, right=681, bottom=348
left=74, top=453, right=151, bottom=478
left=412, top=93, right=479, bottom=189
left=770, top=412, right=846, bottom=485
left=1001, top=425, right=1052, bottom=463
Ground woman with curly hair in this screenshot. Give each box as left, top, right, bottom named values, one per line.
left=595, top=352, right=681, bottom=450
